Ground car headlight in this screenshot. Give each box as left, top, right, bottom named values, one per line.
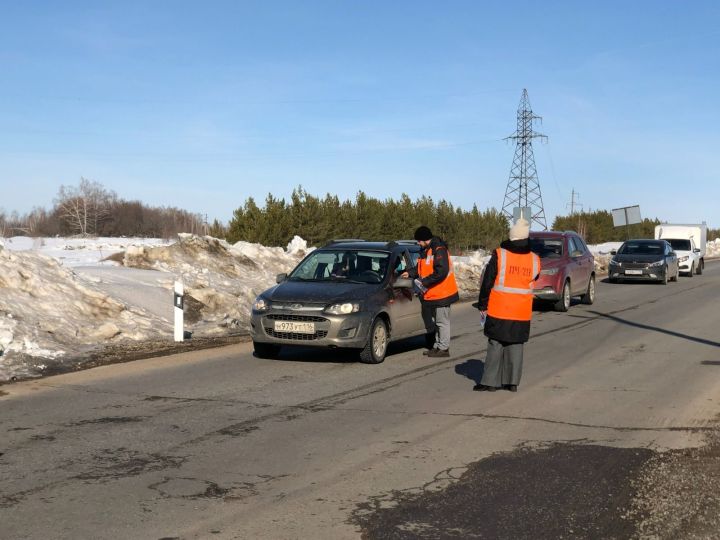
left=610, top=258, right=621, bottom=267
left=540, top=268, right=559, bottom=275
left=253, top=296, right=270, bottom=312
left=325, top=302, right=360, bottom=315
left=648, top=260, right=665, bottom=267
left=678, top=256, right=689, bottom=262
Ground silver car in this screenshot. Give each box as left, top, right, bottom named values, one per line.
left=250, top=240, right=431, bottom=363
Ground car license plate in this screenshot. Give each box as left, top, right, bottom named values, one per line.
left=274, top=321, right=315, bottom=333
left=625, top=269, right=643, bottom=275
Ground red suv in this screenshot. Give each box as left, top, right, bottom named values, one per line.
left=529, top=230, right=596, bottom=312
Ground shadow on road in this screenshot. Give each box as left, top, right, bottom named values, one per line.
left=454, top=359, right=485, bottom=385
left=258, top=334, right=429, bottom=363
left=589, top=310, right=720, bottom=348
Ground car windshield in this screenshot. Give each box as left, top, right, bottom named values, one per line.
left=529, top=237, right=564, bottom=258
left=288, top=249, right=390, bottom=284
left=618, top=241, right=664, bottom=255
left=667, top=239, right=691, bottom=251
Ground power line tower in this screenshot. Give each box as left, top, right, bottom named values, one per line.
left=567, top=188, right=582, bottom=215
left=501, top=89, right=548, bottom=230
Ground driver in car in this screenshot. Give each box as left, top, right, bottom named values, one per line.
left=331, top=253, right=354, bottom=277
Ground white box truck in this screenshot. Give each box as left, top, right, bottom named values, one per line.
left=654, top=222, right=707, bottom=276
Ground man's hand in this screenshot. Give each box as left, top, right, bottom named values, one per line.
left=400, top=271, right=409, bottom=279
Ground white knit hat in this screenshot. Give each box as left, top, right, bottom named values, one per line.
left=509, top=218, right=530, bottom=241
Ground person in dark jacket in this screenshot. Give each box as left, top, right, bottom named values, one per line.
left=474, top=218, right=540, bottom=391
left=401, top=225, right=460, bottom=357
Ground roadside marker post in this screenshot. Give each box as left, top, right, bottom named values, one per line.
left=174, top=280, right=184, bottom=342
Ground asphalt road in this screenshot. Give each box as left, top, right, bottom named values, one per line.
left=2, top=261, right=720, bottom=539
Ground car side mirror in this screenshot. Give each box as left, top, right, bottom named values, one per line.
left=610, top=249, right=617, bottom=255
left=276, top=273, right=287, bottom=283
left=393, top=277, right=413, bottom=289
left=694, top=248, right=701, bottom=253
left=571, top=250, right=582, bottom=258
left=669, top=251, right=676, bottom=257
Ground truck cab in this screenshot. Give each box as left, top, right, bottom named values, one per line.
left=654, top=223, right=707, bottom=276
left=664, top=237, right=701, bottom=276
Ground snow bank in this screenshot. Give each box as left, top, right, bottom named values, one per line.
left=121, top=234, right=307, bottom=336
left=0, top=234, right=311, bottom=381
left=453, top=249, right=490, bottom=297
left=1, top=236, right=173, bottom=267
left=0, top=246, right=168, bottom=381
left=707, top=238, right=720, bottom=258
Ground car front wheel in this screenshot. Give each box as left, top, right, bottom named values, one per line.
left=359, top=317, right=388, bottom=364
left=554, top=280, right=571, bottom=312
left=660, top=266, right=668, bottom=285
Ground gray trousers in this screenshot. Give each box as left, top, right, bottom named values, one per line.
left=421, top=304, right=452, bottom=351
left=480, top=338, right=524, bottom=387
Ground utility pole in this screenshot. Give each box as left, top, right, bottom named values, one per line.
left=567, top=189, right=582, bottom=215
left=501, top=89, right=548, bottom=230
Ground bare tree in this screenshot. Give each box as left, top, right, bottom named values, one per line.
left=0, top=210, right=7, bottom=238
left=54, top=178, right=116, bottom=236
left=20, top=207, right=50, bottom=237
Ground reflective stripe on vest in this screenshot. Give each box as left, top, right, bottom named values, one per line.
left=487, top=248, right=540, bottom=321
left=417, top=247, right=459, bottom=301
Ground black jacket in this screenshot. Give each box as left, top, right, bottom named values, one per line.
left=407, top=237, right=459, bottom=307
left=477, top=238, right=536, bottom=344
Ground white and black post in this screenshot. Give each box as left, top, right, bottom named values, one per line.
left=174, top=280, right=184, bottom=342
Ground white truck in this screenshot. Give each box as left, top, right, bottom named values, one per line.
left=654, top=222, right=707, bottom=276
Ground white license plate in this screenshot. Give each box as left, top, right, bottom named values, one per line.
left=274, top=321, right=315, bottom=333
left=625, top=269, right=643, bottom=275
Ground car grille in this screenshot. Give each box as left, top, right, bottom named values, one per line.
left=266, top=314, right=327, bottom=322
left=623, top=262, right=652, bottom=269
left=264, top=313, right=330, bottom=341
left=264, top=329, right=329, bottom=340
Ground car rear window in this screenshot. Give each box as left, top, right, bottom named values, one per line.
left=530, top=237, right=563, bottom=258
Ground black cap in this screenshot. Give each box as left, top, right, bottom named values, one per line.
left=413, top=225, right=433, bottom=241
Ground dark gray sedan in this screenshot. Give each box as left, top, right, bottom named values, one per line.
left=608, top=239, right=680, bottom=284
left=250, top=240, right=431, bottom=364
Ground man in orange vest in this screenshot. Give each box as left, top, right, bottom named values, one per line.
left=401, top=225, right=460, bottom=357
left=474, top=217, right=540, bottom=391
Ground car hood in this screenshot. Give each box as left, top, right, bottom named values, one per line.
left=613, top=254, right=664, bottom=263
left=262, top=280, right=380, bottom=304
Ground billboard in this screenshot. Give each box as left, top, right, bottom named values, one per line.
left=611, top=205, right=642, bottom=227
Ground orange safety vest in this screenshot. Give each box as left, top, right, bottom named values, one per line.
left=417, top=247, right=459, bottom=301
left=487, top=248, right=541, bottom=321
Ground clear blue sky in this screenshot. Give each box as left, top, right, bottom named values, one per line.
left=1, top=1, right=719, bottom=227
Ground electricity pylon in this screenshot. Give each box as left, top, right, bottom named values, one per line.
left=501, top=89, right=548, bottom=230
